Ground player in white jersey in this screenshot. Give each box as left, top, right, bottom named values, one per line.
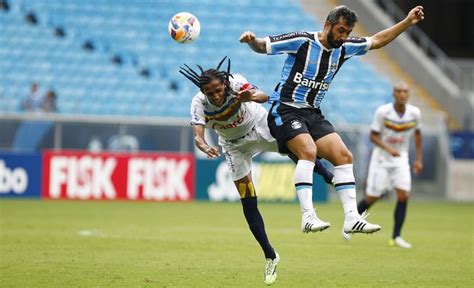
left=357, top=81, right=423, bottom=248
left=181, top=57, right=334, bottom=285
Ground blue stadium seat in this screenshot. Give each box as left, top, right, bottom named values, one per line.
left=0, top=0, right=391, bottom=123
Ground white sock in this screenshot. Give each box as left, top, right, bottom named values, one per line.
left=334, top=164, right=359, bottom=221
left=294, top=160, right=315, bottom=217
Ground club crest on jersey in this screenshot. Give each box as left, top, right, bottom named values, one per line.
left=291, top=120, right=302, bottom=130
left=330, top=63, right=338, bottom=72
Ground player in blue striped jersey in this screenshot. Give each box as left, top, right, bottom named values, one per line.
left=240, top=5, right=424, bottom=238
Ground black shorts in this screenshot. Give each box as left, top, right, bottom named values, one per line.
left=267, top=102, right=335, bottom=154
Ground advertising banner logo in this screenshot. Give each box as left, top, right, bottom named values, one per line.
left=196, top=159, right=328, bottom=202
left=0, top=152, right=41, bottom=198
left=42, top=151, right=195, bottom=201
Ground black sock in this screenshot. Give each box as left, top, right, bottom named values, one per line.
left=313, top=159, right=334, bottom=185
left=393, top=201, right=407, bottom=239
left=241, top=197, right=276, bottom=260
left=357, top=199, right=372, bottom=214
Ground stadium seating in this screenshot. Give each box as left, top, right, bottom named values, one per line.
left=0, top=0, right=391, bottom=123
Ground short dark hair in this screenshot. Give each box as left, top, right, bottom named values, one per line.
left=326, top=5, right=358, bottom=26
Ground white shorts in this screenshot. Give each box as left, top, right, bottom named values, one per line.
left=366, top=157, right=412, bottom=197
left=221, top=118, right=279, bottom=181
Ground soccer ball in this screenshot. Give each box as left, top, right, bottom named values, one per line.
left=168, top=12, right=200, bottom=44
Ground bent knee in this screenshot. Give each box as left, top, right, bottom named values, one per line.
left=342, top=150, right=353, bottom=163
left=295, top=146, right=317, bottom=161
left=238, top=182, right=257, bottom=198
left=397, top=193, right=410, bottom=202
left=333, top=149, right=352, bottom=165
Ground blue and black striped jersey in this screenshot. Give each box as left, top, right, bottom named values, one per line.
left=264, top=31, right=371, bottom=108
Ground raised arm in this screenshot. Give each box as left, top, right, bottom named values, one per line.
left=192, top=125, right=220, bottom=159
left=369, top=6, right=424, bottom=50
left=239, top=31, right=267, bottom=54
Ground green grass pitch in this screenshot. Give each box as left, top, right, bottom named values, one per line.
left=1, top=200, right=472, bottom=287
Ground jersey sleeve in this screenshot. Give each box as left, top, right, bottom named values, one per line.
left=264, top=31, right=315, bottom=55
left=230, top=74, right=256, bottom=92
left=370, top=106, right=384, bottom=133
left=190, top=93, right=206, bottom=126
left=343, top=37, right=372, bottom=59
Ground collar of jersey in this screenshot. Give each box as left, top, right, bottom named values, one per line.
left=205, top=96, right=236, bottom=115
left=204, top=97, right=241, bottom=121
left=315, top=32, right=333, bottom=52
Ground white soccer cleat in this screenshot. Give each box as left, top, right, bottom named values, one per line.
left=264, top=252, right=280, bottom=285
left=301, top=211, right=331, bottom=233
left=343, top=211, right=381, bottom=235
left=341, top=229, right=352, bottom=241
left=389, top=237, right=413, bottom=248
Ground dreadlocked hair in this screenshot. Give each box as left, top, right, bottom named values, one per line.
left=198, top=69, right=229, bottom=88
left=179, top=56, right=233, bottom=94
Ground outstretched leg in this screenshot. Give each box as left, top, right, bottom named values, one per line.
left=235, top=175, right=276, bottom=260
left=234, top=174, right=280, bottom=284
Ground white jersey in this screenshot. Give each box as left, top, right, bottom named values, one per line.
left=190, top=74, right=266, bottom=144
left=370, top=103, right=422, bottom=166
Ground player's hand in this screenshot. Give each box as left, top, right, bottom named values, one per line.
left=413, top=159, right=423, bottom=175
left=239, top=31, right=256, bottom=43
left=234, top=89, right=252, bottom=102
left=387, top=147, right=401, bottom=157
left=405, top=6, right=424, bottom=25
left=203, top=146, right=220, bottom=159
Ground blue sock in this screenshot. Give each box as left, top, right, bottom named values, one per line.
left=241, top=197, right=276, bottom=259
left=393, top=201, right=407, bottom=239
left=313, top=159, right=334, bottom=185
